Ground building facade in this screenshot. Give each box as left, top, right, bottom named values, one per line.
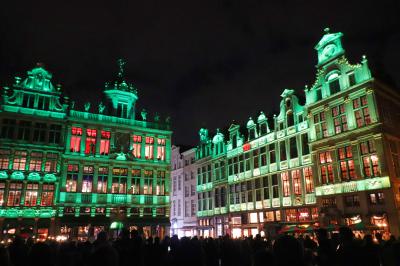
left=195, top=29, right=400, bottom=238
left=170, top=146, right=197, bottom=237
left=0, top=60, right=172, bottom=240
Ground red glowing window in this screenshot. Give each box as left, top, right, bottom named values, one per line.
left=133, top=135, right=142, bottom=143
left=70, top=127, right=82, bottom=152
left=100, top=130, right=110, bottom=155
left=243, top=143, right=251, bottom=152
left=85, top=129, right=97, bottom=155
left=145, top=136, right=154, bottom=144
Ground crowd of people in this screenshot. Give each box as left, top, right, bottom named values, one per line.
left=1, top=227, right=400, bottom=266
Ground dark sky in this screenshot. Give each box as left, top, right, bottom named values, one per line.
left=1, top=1, right=399, bottom=146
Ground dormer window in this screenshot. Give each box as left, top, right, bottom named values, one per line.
left=286, top=111, right=294, bottom=127
left=315, top=86, right=322, bottom=101
left=232, top=133, right=237, bottom=148
left=260, top=123, right=268, bottom=135
left=285, top=98, right=291, bottom=109
left=327, top=71, right=341, bottom=95
left=117, top=103, right=128, bottom=118
left=249, top=128, right=256, bottom=140
left=348, top=72, right=356, bottom=87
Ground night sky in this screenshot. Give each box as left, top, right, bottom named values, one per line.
left=1, top=1, right=399, bottom=146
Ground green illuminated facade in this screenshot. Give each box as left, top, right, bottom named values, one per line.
left=0, top=61, right=172, bottom=239
left=195, top=29, right=400, bottom=237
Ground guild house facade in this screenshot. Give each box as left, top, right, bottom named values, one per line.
left=195, top=29, right=400, bottom=238
left=0, top=60, right=172, bottom=240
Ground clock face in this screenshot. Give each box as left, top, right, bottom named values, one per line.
left=322, top=44, right=336, bottom=58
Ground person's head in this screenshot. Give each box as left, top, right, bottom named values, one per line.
left=375, top=232, right=383, bottom=242
left=364, top=234, right=373, bottom=244
left=339, top=226, right=353, bottom=243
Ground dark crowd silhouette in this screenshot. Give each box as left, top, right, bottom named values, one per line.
left=1, top=226, right=400, bottom=266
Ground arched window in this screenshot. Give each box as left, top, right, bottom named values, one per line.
left=326, top=71, right=341, bottom=95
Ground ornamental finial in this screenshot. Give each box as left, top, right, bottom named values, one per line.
left=324, top=27, right=330, bottom=34
left=117, top=58, right=126, bottom=78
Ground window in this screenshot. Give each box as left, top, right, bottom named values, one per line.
left=191, top=184, right=195, bottom=196
left=348, top=72, right=356, bottom=87
left=332, top=104, right=348, bottom=134
left=178, top=175, right=182, bottom=191
left=285, top=209, right=297, bottom=222
left=314, top=111, right=328, bottom=139
left=25, top=183, right=39, bottom=206
left=319, top=151, right=334, bottom=184
left=0, top=149, right=10, bottom=170
left=7, top=182, right=23, bottom=206
left=353, top=96, right=371, bottom=127
left=1, top=119, right=16, bottom=139
left=70, top=127, right=82, bottom=152
left=329, top=78, right=341, bottom=95
left=369, top=192, right=384, bottom=205
left=272, top=174, right=279, bottom=198
left=281, top=172, right=290, bottom=197
left=45, top=153, right=58, bottom=172
left=253, top=149, right=259, bottom=169
left=29, top=152, right=43, bottom=171
left=13, top=151, right=27, bottom=170
left=66, top=164, right=79, bottom=192
left=132, top=135, right=142, bottom=158
left=287, top=111, right=294, bottom=127
left=112, top=168, right=128, bottom=194
left=33, top=123, right=47, bottom=142
left=338, top=146, right=356, bottom=181
left=0, top=182, right=6, bottom=206
left=131, top=169, right=141, bottom=194
left=303, top=167, right=314, bottom=193
left=97, top=167, right=108, bottom=193
left=100, top=131, right=111, bottom=155
left=344, top=195, right=360, bottom=207
left=292, top=170, right=301, bottom=196
left=145, top=136, right=154, bottom=159
left=37, top=96, right=49, bottom=110
left=214, top=188, right=220, bottom=207
left=263, top=176, right=269, bottom=200
left=82, top=166, right=94, bottom=193
left=48, top=124, right=61, bottom=144
left=260, top=147, right=267, bottom=166
left=17, top=121, right=31, bottom=141
left=269, top=144, right=276, bottom=164
left=143, top=170, right=153, bottom=195
left=191, top=200, right=196, bottom=216
left=185, top=186, right=189, bottom=197
left=301, top=134, right=309, bottom=155
left=157, top=138, right=166, bottom=160
left=22, top=93, right=35, bottom=108
left=156, top=171, right=165, bottom=195
left=322, top=197, right=336, bottom=207
left=85, top=129, right=97, bottom=155
left=289, top=137, right=298, bottom=159
left=178, top=199, right=181, bottom=216
left=360, top=140, right=380, bottom=177
left=279, top=141, right=286, bottom=161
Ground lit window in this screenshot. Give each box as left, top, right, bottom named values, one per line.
left=303, top=167, right=314, bottom=193
left=319, top=151, right=334, bottom=184
left=82, top=166, right=94, bottom=193
left=314, top=111, right=328, bottom=139
left=143, top=170, right=153, bottom=195
left=353, top=96, right=371, bottom=128
left=360, top=140, right=380, bottom=177
left=338, top=146, right=356, bottom=181
left=25, top=183, right=39, bottom=206
left=100, top=131, right=111, bottom=155
left=41, top=183, right=54, bottom=206
left=85, top=129, right=97, bottom=155
left=131, top=169, right=141, bottom=194
left=132, top=135, right=142, bottom=158
left=111, top=168, right=127, bottom=194
left=97, top=167, right=108, bottom=193
left=33, top=123, right=47, bottom=142
left=292, top=170, right=301, bottom=196
left=0, top=149, right=11, bottom=170
left=29, top=152, right=43, bottom=171
left=13, top=151, right=27, bottom=170
left=157, top=138, right=166, bottom=161
left=44, top=153, right=58, bottom=172
left=0, top=182, right=5, bottom=206
left=145, top=137, right=154, bottom=159
left=70, top=127, right=82, bottom=152
left=281, top=172, right=290, bottom=197
left=332, top=104, right=348, bottom=134
left=66, top=164, right=78, bottom=192
left=7, top=182, right=23, bottom=206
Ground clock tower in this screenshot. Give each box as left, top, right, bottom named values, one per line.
left=315, top=28, right=345, bottom=67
